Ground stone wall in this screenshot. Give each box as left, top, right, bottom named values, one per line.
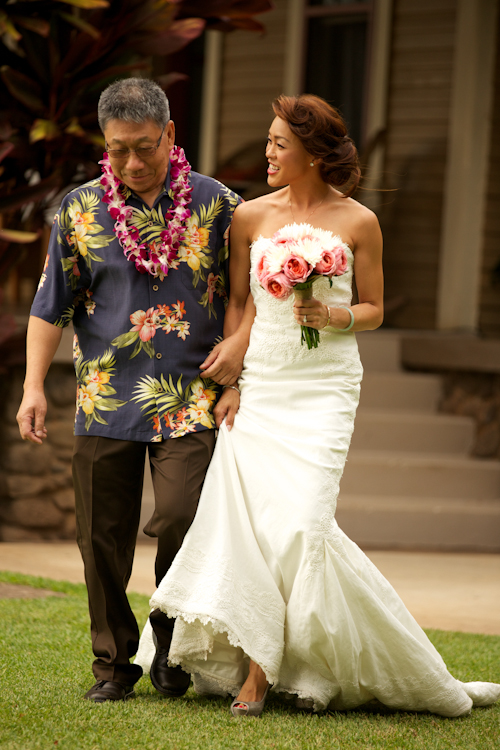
left=439, top=371, right=500, bottom=458
left=0, top=364, right=77, bottom=541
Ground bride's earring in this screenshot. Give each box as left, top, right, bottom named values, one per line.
left=310, top=161, right=314, bottom=167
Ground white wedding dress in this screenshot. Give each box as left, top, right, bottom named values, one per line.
left=136, top=236, right=500, bottom=716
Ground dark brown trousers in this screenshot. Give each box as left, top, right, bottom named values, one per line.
left=72, top=430, right=215, bottom=686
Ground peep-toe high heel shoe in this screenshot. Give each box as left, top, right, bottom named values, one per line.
left=230, top=685, right=270, bottom=717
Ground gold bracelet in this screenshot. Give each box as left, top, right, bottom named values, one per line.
left=323, top=304, right=331, bottom=328
left=223, top=384, right=240, bottom=394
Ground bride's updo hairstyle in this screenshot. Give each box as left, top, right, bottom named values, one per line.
left=272, top=94, right=360, bottom=197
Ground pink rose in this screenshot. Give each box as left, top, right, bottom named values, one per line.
left=255, top=254, right=271, bottom=284
left=262, top=272, right=293, bottom=299
left=271, top=232, right=289, bottom=245
left=282, top=254, right=311, bottom=283
left=333, top=245, right=348, bottom=276
left=314, top=250, right=336, bottom=275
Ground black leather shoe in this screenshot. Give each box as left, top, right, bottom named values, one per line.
left=84, top=680, right=135, bottom=703
left=150, top=635, right=190, bottom=698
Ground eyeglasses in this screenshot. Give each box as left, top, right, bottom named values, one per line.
left=106, top=129, right=164, bottom=160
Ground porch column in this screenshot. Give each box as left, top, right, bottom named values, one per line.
left=436, top=0, right=498, bottom=331
left=198, top=31, right=224, bottom=177
left=362, top=0, right=394, bottom=209
left=283, top=0, right=306, bottom=95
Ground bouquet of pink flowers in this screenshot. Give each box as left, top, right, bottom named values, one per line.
left=253, top=223, right=349, bottom=349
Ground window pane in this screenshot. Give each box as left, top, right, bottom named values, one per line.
left=305, top=16, right=367, bottom=148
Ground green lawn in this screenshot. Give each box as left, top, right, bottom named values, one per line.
left=0, top=570, right=499, bottom=750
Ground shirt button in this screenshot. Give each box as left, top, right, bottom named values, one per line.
left=156, top=352, right=162, bottom=359
left=148, top=221, right=154, bottom=227
left=152, top=284, right=159, bottom=291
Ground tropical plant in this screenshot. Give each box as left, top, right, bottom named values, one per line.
left=0, top=0, right=273, bottom=285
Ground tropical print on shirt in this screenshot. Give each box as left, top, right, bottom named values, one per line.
left=132, top=374, right=218, bottom=441
left=31, top=167, right=242, bottom=441
left=111, top=300, right=190, bottom=359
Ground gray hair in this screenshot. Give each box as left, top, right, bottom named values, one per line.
left=98, top=77, right=170, bottom=132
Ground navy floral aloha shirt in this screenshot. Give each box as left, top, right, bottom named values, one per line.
left=31, top=167, right=242, bottom=442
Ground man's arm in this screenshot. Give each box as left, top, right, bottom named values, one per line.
left=17, top=316, right=63, bottom=444
left=200, top=203, right=254, bottom=384
left=201, top=294, right=255, bottom=385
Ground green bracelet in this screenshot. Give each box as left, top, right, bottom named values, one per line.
left=332, top=306, right=355, bottom=332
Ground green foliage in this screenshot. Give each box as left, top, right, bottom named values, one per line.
left=111, top=330, right=155, bottom=360
left=0, top=571, right=499, bottom=750
left=0, top=0, right=272, bottom=282
left=73, top=347, right=127, bottom=429
left=132, top=372, right=189, bottom=417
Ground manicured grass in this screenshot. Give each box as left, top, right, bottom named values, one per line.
left=0, top=570, right=499, bottom=750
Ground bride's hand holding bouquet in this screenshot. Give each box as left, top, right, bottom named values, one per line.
left=254, top=223, right=349, bottom=349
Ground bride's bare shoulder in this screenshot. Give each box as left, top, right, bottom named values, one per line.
left=340, top=195, right=378, bottom=225
left=339, top=196, right=382, bottom=250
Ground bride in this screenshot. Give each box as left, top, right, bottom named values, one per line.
left=136, top=94, right=500, bottom=717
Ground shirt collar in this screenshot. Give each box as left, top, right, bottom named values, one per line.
left=126, top=161, right=173, bottom=208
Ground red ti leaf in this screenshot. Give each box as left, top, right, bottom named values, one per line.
left=133, top=18, right=206, bottom=56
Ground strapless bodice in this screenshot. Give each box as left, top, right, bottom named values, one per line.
left=245, top=233, right=362, bottom=378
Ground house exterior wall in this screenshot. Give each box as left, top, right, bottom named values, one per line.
left=379, top=0, right=457, bottom=330
left=479, top=11, right=500, bottom=337
left=217, top=0, right=288, bottom=165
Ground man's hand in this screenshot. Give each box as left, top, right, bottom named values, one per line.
left=200, top=334, right=247, bottom=385
left=17, top=389, right=48, bottom=444
left=213, top=387, right=240, bottom=431
left=17, top=316, right=63, bottom=444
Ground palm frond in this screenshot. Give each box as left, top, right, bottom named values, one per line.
left=74, top=352, right=86, bottom=382
left=95, top=348, right=116, bottom=373
left=198, top=197, right=223, bottom=231
left=132, top=375, right=163, bottom=405
left=74, top=190, right=100, bottom=213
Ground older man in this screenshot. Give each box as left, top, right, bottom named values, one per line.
left=17, top=78, right=242, bottom=702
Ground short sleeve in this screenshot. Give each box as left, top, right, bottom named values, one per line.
left=30, top=203, right=90, bottom=328
left=216, top=185, right=243, bottom=294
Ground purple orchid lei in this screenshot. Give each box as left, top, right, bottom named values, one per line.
left=99, top=145, right=193, bottom=279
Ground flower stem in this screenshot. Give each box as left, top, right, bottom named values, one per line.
left=293, top=283, right=319, bottom=349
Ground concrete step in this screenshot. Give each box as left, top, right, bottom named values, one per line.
left=359, top=371, right=442, bottom=412
left=357, top=330, right=401, bottom=372
left=351, top=408, right=475, bottom=454
left=336, top=494, right=500, bottom=552
left=341, top=450, right=500, bottom=500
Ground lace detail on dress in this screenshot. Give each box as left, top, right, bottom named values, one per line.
left=276, top=642, right=476, bottom=714
left=150, top=547, right=285, bottom=685
left=192, top=670, right=240, bottom=698
left=272, top=649, right=475, bottom=715
left=306, top=509, right=339, bottom=578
